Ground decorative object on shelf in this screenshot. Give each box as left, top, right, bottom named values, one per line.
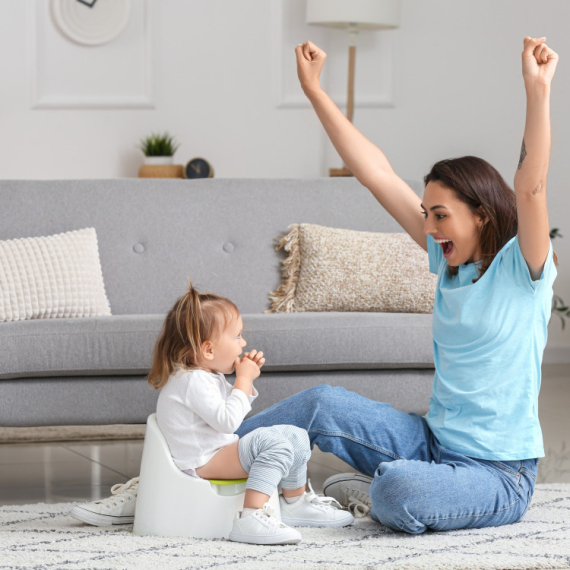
left=138, top=131, right=180, bottom=159
left=306, top=0, right=400, bottom=177
left=138, top=131, right=183, bottom=178
left=138, top=165, right=184, bottom=178
left=50, top=0, right=131, bottom=46
left=183, top=158, right=214, bottom=179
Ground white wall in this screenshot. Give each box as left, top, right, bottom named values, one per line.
left=1, top=0, right=569, bottom=359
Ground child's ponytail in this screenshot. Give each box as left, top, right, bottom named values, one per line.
left=147, top=279, right=240, bottom=389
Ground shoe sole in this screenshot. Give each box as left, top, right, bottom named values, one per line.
left=323, top=473, right=373, bottom=497
left=228, top=531, right=301, bottom=545
left=280, top=516, right=354, bottom=528
left=70, top=506, right=134, bottom=526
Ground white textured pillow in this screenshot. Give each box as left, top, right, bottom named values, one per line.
left=0, top=227, right=111, bottom=322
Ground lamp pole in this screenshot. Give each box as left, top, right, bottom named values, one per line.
left=330, top=24, right=358, bottom=177
left=306, top=0, right=401, bottom=176
left=347, top=23, right=357, bottom=124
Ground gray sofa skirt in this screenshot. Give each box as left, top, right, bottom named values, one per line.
left=1, top=369, right=435, bottom=427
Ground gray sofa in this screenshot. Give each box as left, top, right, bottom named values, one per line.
left=0, top=177, right=435, bottom=427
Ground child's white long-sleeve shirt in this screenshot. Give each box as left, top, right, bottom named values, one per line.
left=156, top=366, right=258, bottom=471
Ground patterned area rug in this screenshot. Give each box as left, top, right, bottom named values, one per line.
left=1, top=484, right=569, bottom=570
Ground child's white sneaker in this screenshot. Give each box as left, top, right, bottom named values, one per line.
left=322, top=473, right=373, bottom=518
left=228, top=503, right=302, bottom=545
left=279, top=481, right=355, bottom=528
left=69, top=477, right=139, bottom=526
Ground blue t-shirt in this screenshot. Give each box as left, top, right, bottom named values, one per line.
left=424, top=233, right=557, bottom=460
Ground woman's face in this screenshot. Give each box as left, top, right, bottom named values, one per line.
left=422, top=181, right=486, bottom=267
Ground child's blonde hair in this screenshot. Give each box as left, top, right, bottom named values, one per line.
left=148, top=279, right=240, bottom=389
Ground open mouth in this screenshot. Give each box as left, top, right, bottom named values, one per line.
left=441, top=241, right=454, bottom=257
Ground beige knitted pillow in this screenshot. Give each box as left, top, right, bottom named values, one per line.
left=0, top=227, right=111, bottom=322
left=266, top=223, right=437, bottom=313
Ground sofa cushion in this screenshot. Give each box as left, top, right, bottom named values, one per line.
left=0, top=312, right=434, bottom=381
left=0, top=227, right=111, bottom=322
left=245, top=312, right=434, bottom=371
left=267, top=224, right=437, bottom=314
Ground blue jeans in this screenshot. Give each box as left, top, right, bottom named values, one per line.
left=236, top=385, right=538, bottom=534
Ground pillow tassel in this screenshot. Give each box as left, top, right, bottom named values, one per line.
left=265, top=224, right=301, bottom=313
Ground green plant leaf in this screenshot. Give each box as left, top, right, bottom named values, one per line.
left=137, top=131, right=181, bottom=156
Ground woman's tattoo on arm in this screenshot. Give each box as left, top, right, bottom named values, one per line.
left=517, top=138, right=527, bottom=170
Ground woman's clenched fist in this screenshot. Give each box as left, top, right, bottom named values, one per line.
left=295, top=40, right=326, bottom=95
left=522, top=36, right=558, bottom=88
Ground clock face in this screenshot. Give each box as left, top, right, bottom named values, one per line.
left=185, top=159, right=214, bottom=179
left=51, top=0, right=131, bottom=46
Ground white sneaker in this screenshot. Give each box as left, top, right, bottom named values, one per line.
left=280, top=480, right=354, bottom=528
left=69, top=477, right=139, bottom=526
left=322, top=473, right=373, bottom=518
left=228, top=503, right=302, bottom=545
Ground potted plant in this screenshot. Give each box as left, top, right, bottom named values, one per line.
left=138, top=132, right=180, bottom=165
left=137, top=131, right=184, bottom=178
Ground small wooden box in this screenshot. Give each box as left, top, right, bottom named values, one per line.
left=138, top=165, right=184, bottom=179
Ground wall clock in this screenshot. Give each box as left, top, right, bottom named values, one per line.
left=51, top=0, right=131, bottom=46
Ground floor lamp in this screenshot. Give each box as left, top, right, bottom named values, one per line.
left=306, top=0, right=400, bottom=177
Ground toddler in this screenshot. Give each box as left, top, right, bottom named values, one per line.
left=148, top=280, right=354, bottom=545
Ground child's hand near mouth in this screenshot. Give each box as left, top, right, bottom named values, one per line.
left=242, top=349, right=265, bottom=369
left=233, top=350, right=265, bottom=381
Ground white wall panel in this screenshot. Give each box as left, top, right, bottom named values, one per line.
left=29, top=0, right=153, bottom=108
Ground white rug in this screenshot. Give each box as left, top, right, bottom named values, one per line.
left=1, top=484, right=569, bottom=570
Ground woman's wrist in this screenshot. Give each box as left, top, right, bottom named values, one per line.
left=525, top=81, right=551, bottom=99
left=303, top=83, right=324, bottom=100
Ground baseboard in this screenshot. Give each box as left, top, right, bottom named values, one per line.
left=0, top=424, right=146, bottom=444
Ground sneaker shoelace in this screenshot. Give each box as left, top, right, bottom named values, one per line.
left=303, top=480, right=344, bottom=511
left=345, top=487, right=372, bottom=518
left=254, top=502, right=291, bottom=529
left=93, top=477, right=139, bottom=510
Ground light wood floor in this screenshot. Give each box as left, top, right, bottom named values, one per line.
left=1, top=363, right=568, bottom=506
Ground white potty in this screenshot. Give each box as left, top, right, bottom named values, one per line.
left=133, top=413, right=281, bottom=539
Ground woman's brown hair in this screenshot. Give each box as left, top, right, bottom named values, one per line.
left=424, top=155, right=558, bottom=284
left=148, top=280, right=240, bottom=389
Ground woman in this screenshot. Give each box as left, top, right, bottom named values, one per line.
left=72, top=37, right=559, bottom=535
left=235, top=36, right=560, bottom=534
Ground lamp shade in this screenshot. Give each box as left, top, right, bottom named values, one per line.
left=306, top=0, right=400, bottom=30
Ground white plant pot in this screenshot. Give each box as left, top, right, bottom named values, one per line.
left=144, top=156, right=174, bottom=166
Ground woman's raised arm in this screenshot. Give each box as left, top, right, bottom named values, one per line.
left=513, top=36, right=558, bottom=278
left=296, top=41, right=426, bottom=252
left=295, top=41, right=394, bottom=186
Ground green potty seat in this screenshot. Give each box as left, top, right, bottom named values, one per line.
left=208, top=478, right=248, bottom=497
